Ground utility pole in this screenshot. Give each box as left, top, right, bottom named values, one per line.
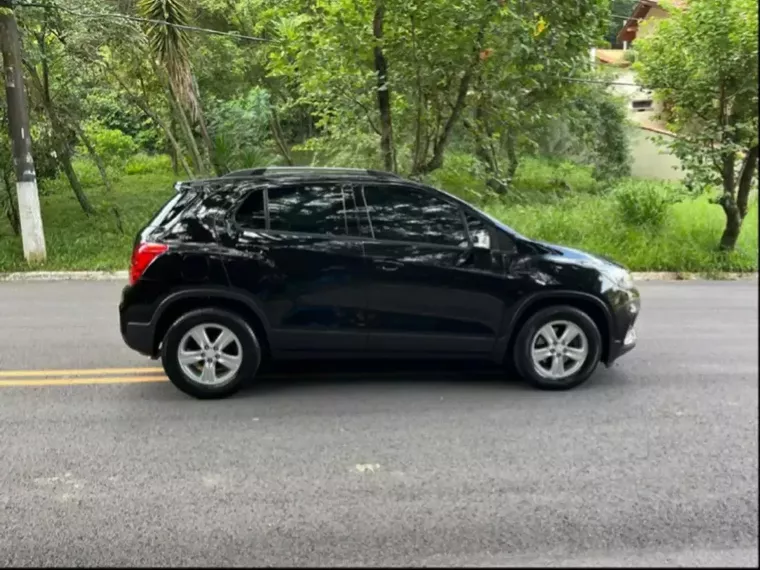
left=0, top=0, right=46, bottom=262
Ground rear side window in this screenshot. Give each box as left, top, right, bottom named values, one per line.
left=234, top=190, right=266, bottom=229
left=235, top=183, right=353, bottom=236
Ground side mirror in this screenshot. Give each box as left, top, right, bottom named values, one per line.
left=471, top=229, right=491, bottom=250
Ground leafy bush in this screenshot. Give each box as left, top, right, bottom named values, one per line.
left=84, top=88, right=161, bottom=152
left=422, top=152, right=496, bottom=204
left=532, top=87, right=632, bottom=181
left=71, top=158, right=122, bottom=188
left=207, top=87, right=272, bottom=170
left=80, top=121, right=138, bottom=167
left=124, top=153, right=173, bottom=175
left=612, top=179, right=684, bottom=229
left=510, top=157, right=601, bottom=203
left=295, top=132, right=383, bottom=170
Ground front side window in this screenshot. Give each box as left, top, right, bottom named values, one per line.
left=360, top=185, right=468, bottom=247
left=235, top=184, right=352, bottom=236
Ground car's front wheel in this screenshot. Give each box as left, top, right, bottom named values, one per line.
left=161, top=308, right=261, bottom=399
left=513, top=305, right=602, bottom=391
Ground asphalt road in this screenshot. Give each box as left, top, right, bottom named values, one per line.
left=0, top=280, right=758, bottom=567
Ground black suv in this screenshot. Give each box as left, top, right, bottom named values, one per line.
left=119, top=167, right=640, bottom=399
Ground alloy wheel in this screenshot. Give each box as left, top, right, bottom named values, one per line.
left=177, top=323, right=243, bottom=386
left=530, top=320, right=589, bottom=381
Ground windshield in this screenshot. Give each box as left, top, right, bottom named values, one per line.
left=476, top=207, right=525, bottom=239
left=426, top=184, right=526, bottom=240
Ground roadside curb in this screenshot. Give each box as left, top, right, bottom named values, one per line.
left=0, top=270, right=757, bottom=282
left=0, top=271, right=129, bottom=282
left=630, top=272, right=758, bottom=281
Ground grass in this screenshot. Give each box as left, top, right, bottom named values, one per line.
left=488, top=193, right=758, bottom=272
left=0, top=164, right=757, bottom=273
left=0, top=172, right=177, bottom=272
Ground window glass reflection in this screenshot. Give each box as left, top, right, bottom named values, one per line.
left=362, top=185, right=468, bottom=247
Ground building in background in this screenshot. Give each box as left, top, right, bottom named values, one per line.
left=595, top=0, right=687, bottom=180
left=617, top=0, right=688, bottom=45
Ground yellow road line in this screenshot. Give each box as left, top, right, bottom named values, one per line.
left=0, top=367, right=164, bottom=379
left=0, top=375, right=168, bottom=387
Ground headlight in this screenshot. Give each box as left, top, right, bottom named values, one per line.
left=602, top=266, right=634, bottom=289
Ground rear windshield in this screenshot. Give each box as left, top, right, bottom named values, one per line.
left=146, top=189, right=199, bottom=230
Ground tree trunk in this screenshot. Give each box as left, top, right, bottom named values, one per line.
left=70, top=122, right=124, bottom=234
left=411, top=15, right=491, bottom=176
left=409, top=11, right=425, bottom=176
left=736, top=145, right=759, bottom=219
left=505, top=129, right=518, bottom=183
left=1, top=165, right=20, bottom=235
left=270, top=106, right=294, bottom=165
left=197, top=111, right=222, bottom=175
left=22, top=61, right=94, bottom=215
left=468, top=99, right=506, bottom=194
left=167, top=84, right=206, bottom=175
left=719, top=196, right=743, bottom=251
left=59, top=147, right=95, bottom=215
left=718, top=145, right=758, bottom=251
left=175, top=105, right=204, bottom=173
left=70, top=121, right=112, bottom=193
left=150, top=59, right=205, bottom=175
left=372, top=0, right=396, bottom=172
left=192, top=76, right=223, bottom=176
left=168, top=118, right=180, bottom=176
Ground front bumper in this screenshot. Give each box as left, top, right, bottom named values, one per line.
left=604, top=296, right=640, bottom=366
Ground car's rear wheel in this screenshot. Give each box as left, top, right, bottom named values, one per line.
left=161, top=308, right=261, bottom=399
left=513, top=305, right=602, bottom=391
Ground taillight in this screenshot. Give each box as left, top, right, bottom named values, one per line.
left=129, top=242, right=169, bottom=285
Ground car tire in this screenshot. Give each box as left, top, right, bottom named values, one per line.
left=161, top=308, right=261, bottom=400
left=512, top=305, right=602, bottom=391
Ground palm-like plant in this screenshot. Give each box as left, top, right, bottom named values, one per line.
left=136, top=0, right=224, bottom=174
left=137, top=0, right=198, bottom=118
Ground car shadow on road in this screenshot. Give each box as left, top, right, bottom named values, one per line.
left=236, top=358, right=531, bottom=398
left=146, top=359, right=627, bottom=401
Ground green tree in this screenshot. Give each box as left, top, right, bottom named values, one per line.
left=261, top=0, right=609, bottom=176
left=15, top=2, right=98, bottom=214
left=635, top=0, right=759, bottom=251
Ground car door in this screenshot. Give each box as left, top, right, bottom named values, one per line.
left=354, top=183, right=516, bottom=356
left=224, top=181, right=368, bottom=354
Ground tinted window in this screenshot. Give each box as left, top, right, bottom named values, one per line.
left=464, top=212, right=487, bottom=237
left=268, top=184, right=350, bottom=235
left=361, top=185, right=468, bottom=247
left=234, top=189, right=266, bottom=229
left=235, top=184, right=352, bottom=236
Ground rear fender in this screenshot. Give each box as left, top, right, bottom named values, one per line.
left=147, top=287, right=272, bottom=356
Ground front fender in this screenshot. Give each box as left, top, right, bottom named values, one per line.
left=491, top=290, right=614, bottom=363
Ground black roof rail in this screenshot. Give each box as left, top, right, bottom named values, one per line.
left=221, top=166, right=403, bottom=180
left=173, top=179, right=217, bottom=192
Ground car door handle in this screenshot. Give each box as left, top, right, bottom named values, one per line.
left=375, top=260, right=403, bottom=272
